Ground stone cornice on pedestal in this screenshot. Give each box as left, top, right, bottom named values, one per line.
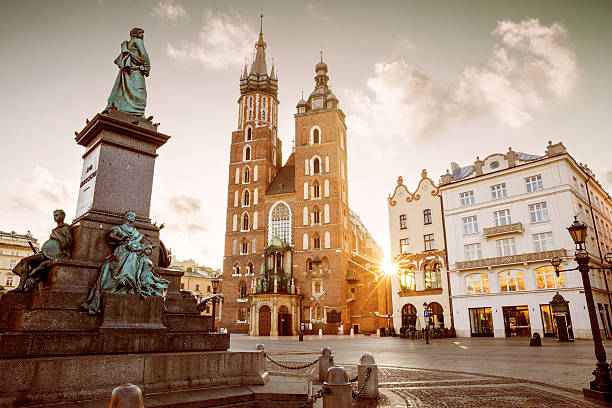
left=455, top=249, right=566, bottom=270
left=76, top=110, right=170, bottom=151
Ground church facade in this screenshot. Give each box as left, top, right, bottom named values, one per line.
left=220, top=22, right=388, bottom=336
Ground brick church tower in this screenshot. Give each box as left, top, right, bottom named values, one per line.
left=292, top=53, right=352, bottom=329
left=220, top=18, right=388, bottom=336
left=221, top=16, right=282, bottom=333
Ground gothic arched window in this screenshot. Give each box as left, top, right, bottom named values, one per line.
left=313, top=180, right=320, bottom=198
left=313, top=206, right=321, bottom=224
left=247, top=262, right=254, bottom=275
left=243, top=166, right=250, bottom=183
left=313, top=158, right=321, bottom=174
left=241, top=238, right=248, bottom=254
left=313, top=233, right=321, bottom=249
left=239, top=281, right=247, bottom=298
left=313, top=128, right=320, bottom=144
left=243, top=189, right=250, bottom=207
left=244, top=146, right=251, bottom=161
left=246, top=127, right=252, bottom=141
left=307, top=258, right=313, bottom=273
left=269, top=202, right=291, bottom=244
left=242, top=213, right=250, bottom=231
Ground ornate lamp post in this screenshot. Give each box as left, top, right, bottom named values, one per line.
left=211, top=275, right=221, bottom=332
left=552, top=217, right=612, bottom=402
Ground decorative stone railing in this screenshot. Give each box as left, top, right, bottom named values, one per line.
left=482, top=222, right=523, bottom=238
left=455, top=249, right=566, bottom=270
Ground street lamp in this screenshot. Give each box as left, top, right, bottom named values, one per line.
left=551, top=217, right=612, bottom=402
left=211, top=275, right=221, bottom=332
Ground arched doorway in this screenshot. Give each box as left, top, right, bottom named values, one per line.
left=278, top=305, right=292, bottom=336
left=401, top=304, right=417, bottom=329
left=427, top=302, right=444, bottom=328
left=259, top=305, right=271, bottom=336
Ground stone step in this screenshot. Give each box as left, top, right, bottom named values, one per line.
left=9, top=308, right=99, bottom=332
left=163, top=313, right=213, bottom=331
left=0, top=331, right=229, bottom=358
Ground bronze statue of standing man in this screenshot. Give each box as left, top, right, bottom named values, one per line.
left=106, top=28, right=150, bottom=117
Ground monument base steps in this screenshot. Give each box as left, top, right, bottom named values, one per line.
left=8, top=376, right=309, bottom=408
left=0, top=351, right=281, bottom=407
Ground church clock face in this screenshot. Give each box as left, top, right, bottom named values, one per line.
left=312, top=98, right=323, bottom=109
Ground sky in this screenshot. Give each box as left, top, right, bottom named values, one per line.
left=1, top=0, right=611, bottom=269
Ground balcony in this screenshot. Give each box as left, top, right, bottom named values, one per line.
left=455, top=249, right=566, bottom=270
left=482, top=222, right=523, bottom=238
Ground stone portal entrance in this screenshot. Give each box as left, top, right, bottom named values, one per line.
left=278, top=305, right=292, bottom=336
left=259, top=305, right=271, bottom=336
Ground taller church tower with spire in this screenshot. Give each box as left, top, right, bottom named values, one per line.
left=221, top=19, right=387, bottom=336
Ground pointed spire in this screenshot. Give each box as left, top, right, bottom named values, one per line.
left=250, top=13, right=268, bottom=76
left=241, top=58, right=248, bottom=79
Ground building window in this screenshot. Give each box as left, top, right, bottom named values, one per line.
left=269, top=202, right=291, bottom=244
left=246, top=127, right=252, bottom=141
left=462, top=216, right=479, bottom=234
left=241, top=239, right=248, bottom=254
left=535, top=266, right=565, bottom=289
left=400, top=238, right=409, bottom=254
left=424, top=263, right=441, bottom=289
left=246, top=262, right=254, bottom=275
left=314, top=281, right=322, bottom=294
left=313, top=158, right=321, bottom=174
left=239, top=281, right=247, bottom=298
left=242, top=213, right=250, bottom=231
left=313, top=128, right=320, bottom=144
left=313, top=206, right=321, bottom=224
left=180, top=282, right=185, bottom=290
left=195, top=284, right=200, bottom=291
left=499, top=270, right=525, bottom=292
left=423, top=209, right=432, bottom=225
left=232, top=239, right=237, bottom=255
left=465, top=273, right=489, bottom=294
left=493, top=209, right=512, bottom=226
left=207, top=286, right=211, bottom=292
left=313, top=180, right=320, bottom=198
left=464, top=243, right=483, bottom=261
left=399, top=214, right=407, bottom=230
left=307, top=259, right=313, bottom=273
left=242, top=190, right=250, bottom=206
left=424, top=234, right=435, bottom=251
left=460, top=191, right=475, bottom=206
left=243, top=167, right=250, bottom=183
left=233, top=264, right=240, bottom=275
left=496, top=237, right=516, bottom=257
left=533, top=232, right=554, bottom=252
left=491, top=183, right=507, bottom=200
left=525, top=175, right=543, bottom=192
left=313, top=233, right=321, bottom=249
left=529, top=202, right=549, bottom=223
left=244, top=146, right=251, bottom=161
left=399, top=267, right=416, bottom=291
left=239, top=307, right=248, bottom=321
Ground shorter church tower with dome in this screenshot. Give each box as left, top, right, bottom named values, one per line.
left=221, top=17, right=388, bottom=336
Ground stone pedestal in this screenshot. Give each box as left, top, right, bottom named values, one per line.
left=0, top=111, right=244, bottom=406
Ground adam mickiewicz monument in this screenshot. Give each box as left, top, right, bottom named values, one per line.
left=0, top=28, right=271, bottom=406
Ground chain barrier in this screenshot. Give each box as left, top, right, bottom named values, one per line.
left=264, top=353, right=319, bottom=370
left=329, top=356, right=334, bottom=367
left=298, top=386, right=331, bottom=408
left=349, top=375, right=358, bottom=383
left=352, top=367, right=372, bottom=399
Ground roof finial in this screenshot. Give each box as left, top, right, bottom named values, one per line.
left=320, top=49, right=323, bottom=62
left=260, top=14, right=264, bottom=35
left=301, top=90, right=304, bottom=99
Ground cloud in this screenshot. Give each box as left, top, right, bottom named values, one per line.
left=0, top=166, right=77, bottom=243
left=345, top=19, right=578, bottom=142
left=307, top=4, right=330, bottom=22
left=150, top=0, right=187, bottom=24
left=167, top=10, right=256, bottom=70
left=151, top=184, right=221, bottom=267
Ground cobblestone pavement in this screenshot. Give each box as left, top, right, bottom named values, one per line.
left=232, top=334, right=612, bottom=406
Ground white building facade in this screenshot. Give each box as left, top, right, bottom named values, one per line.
left=440, top=142, right=612, bottom=339
left=387, top=170, right=451, bottom=334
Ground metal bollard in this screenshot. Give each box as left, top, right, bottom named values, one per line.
left=108, top=383, right=144, bottom=408
left=256, top=343, right=265, bottom=351
left=358, top=352, right=379, bottom=398
left=319, top=346, right=333, bottom=382
left=323, top=366, right=352, bottom=407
